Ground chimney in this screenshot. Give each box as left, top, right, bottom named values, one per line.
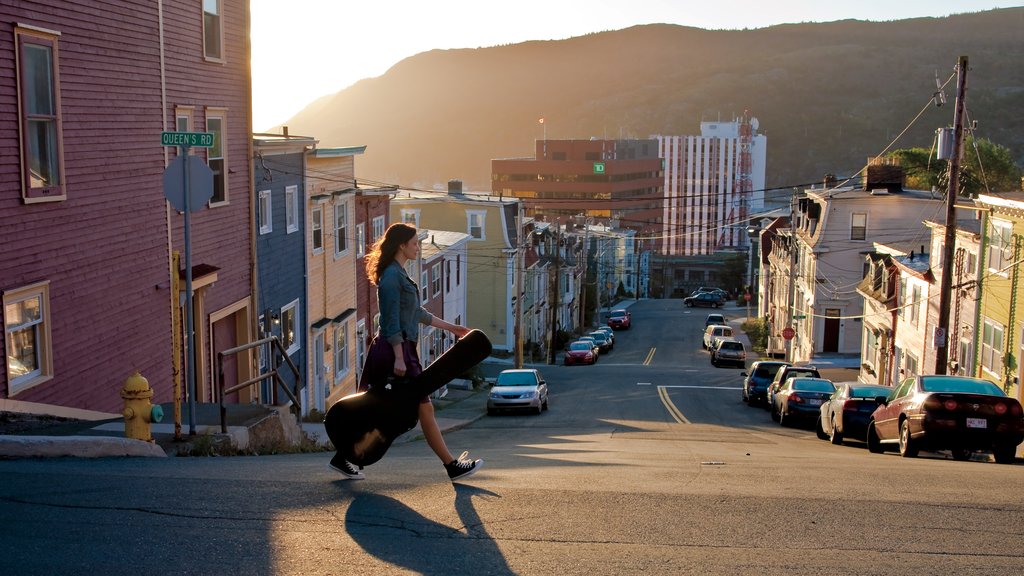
left=824, top=174, right=837, bottom=189
left=283, top=126, right=289, bottom=137
left=448, top=179, right=463, bottom=195
left=863, top=160, right=904, bottom=193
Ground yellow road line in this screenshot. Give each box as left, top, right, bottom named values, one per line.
left=658, top=385, right=690, bottom=424
left=643, top=347, right=656, bottom=365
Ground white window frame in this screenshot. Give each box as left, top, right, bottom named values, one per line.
left=988, top=220, right=1013, bottom=275
left=258, top=190, right=272, bottom=234
left=16, top=25, right=65, bottom=203
left=910, top=284, right=921, bottom=327
left=431, top=263, right=442, bottom=296
left=356, top=223, right=366, bottom=257
left=4, top=281, right=54, bottom=394
left=421, top=271, right=429, bottom=303
left=467, top=210, right=486, bottom=240
left=205, top=108, right=227, bottom=205
left=372, top=215, right=386, bottom=244
left=334, top=322, right=349, bottom=381
left=280, top=299, right=300, bottom=356
left=981, top=317, right=1004, bottom=377
left=202, top=0, right=224, bottom=61
left=311, top=206, right=323, bottom=253
left=903, top=352, right=919, bottom=379
left=400, top=209, right=419, bottom=228
left=285, top=185, right=298, bottom=233
left=334, top=203, right=348, bottom=256
left=850, top=212, right=867, bottom=241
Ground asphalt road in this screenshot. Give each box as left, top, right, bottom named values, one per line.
left=2, top=300, right=1022, bottom=575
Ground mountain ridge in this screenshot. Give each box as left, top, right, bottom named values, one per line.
left=281, top=8, right=1024, bottom=196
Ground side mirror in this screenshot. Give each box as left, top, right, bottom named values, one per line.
left=874, top=395, right=888, bottom=406
left=740, top=372, right=748, bottom=377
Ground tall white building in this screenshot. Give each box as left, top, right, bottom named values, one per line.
left=654, top=114, right=767, bottom=256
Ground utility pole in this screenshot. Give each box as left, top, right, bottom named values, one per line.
left=514, top=202, right=525, bottom=368
left=548, top=220, right=561, bottom=364
left=935, top=55, right=968, bottom=376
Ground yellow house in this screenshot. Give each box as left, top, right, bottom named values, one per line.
left=391, top=181, right=521, bottom=352
left=306, top=146, right=363, bottom=410
left=972, top=193, right=1024, bottom=405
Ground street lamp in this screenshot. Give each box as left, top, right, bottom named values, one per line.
left=746, top=223, right=762, bottom=320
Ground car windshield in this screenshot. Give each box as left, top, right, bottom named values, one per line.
left=755, top=364, right=786, bottom=378
left=919, top=376, right=1005, bottom=396
left=610, top=311, right=626, bottom=318
left=589, top=333, right=607, bottom=341
left=569, top=342, right=591, bottom=351
left=496, top=372, right=538, bottom=386
left=792, top=379, right=835, bottom=392
left=850, top=385, right=892, bottom=398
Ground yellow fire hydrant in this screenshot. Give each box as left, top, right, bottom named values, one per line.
left=121, top=372, right=164, bottom=442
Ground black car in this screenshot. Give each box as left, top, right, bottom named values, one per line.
left=816, top=383, right=893, bottom=445
left=742, top=360, right=791, bottom=405
left=771, top=377, right=837, bottom=427
left=684, top=292, right=724, bottom=308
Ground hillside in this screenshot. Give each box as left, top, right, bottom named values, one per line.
left=281, top=8, right=1024, bottom=198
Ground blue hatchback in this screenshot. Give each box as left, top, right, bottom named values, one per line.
left=741, top=360, right=790, bottom=405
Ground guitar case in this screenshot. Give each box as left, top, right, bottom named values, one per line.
left=324, top=329, right=492, bottom=467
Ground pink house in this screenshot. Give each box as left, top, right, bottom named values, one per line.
left=1, top=1, right=254, bottom=415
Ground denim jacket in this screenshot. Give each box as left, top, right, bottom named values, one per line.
left=378, top=261, right=434, bottom=346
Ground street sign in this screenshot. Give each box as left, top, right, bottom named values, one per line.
left=163, top=155, right=214, bottom=212
left=161, top=131, right=215, bottom=148
left=782, top=327, right=796, bottom=340
left=744, top=293, right=752, bottom=302
left=793, top=315, right=806, bottom=320
left=593, top=162, right=605, bottom=174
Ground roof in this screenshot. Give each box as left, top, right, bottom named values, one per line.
left=308, top=145, right=367, bottom=158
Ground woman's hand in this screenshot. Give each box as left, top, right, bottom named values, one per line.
left=393, top=356, right=407, bottom=377
left=450, top=325, right=471, bottom=339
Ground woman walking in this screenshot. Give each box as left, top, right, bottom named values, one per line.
left=329, top=223, right=482, bottom=481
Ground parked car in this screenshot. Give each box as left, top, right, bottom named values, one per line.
left=575, top=336, right=600, bottom=356
left=607, top=309, right=631, bottom=330
left=594, top=325, right=615, bottom=344
left=771, top=377, right=836, bottom=426
left=767, top=365, right=821, bottom=409
left=695, top=287, right=730, bottom=300
left=865, top=375, right=1024, bottom=463
left=704, top=313, right=726, bottom=331
left=710, top=338, right=746, bottom=368
left=816, top=383, right=893, bottom=445
left=588, top=330, right=613, bottom=353
left=702, top=325, right=733, bottom=350
left=564, top=340, right=597, bottom=366
left=684, top=292, right=724, bottom=308
left=487, top=369, right=549, bottom=415
left=742, top=360, right=791, bottom=405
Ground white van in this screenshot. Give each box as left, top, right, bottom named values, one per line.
left=703, top=325, right=733, bottom=350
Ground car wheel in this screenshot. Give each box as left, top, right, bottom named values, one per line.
left=951, top=448, right=972, bottom=461
left=866, top=422, right=884, bottom=453
left=770, top=404, right=780, bottom=422
left=778, top=409, right=789, bottom=427
left=829, top=417, right=843, bottom=445
left=487, top=408, right=497, bottom=416
left=815, top=416, right=828, bottom=440
left=712, top=302, right=719, bottom=308
left=993, top=445, right=1016, bottom=464
left=742, top=390, right=749, bottom=403
left=535, top=403, right=543, bottom=415
left=542, top=396, right=549, bottom=411
left=898, top=419, right=919, bottom=458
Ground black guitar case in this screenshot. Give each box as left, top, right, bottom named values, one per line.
left=324, top=329, right=492, bottom=467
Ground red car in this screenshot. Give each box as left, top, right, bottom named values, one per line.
left=564, top=340, right=597, bottom=365
left=607, top=309, right=631, bottom=330
left=866, top=375, right=1024, bottom=463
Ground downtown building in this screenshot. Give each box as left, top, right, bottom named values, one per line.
left=654, top=114, right=767, bottom=256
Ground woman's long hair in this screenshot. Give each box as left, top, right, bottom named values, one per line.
left=365, top=222, right=417, bottom=285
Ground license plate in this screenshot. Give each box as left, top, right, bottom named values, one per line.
left=966, top=418, right=987, bottom=429
left=809, top=399, right=823, bottom=406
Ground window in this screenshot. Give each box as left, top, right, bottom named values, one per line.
left=356, top=223, right=366, bottom=257
left=285, top=186, right=298, bottom=233
left=468, top=211, right=486, bottom=240
left=910, top=285, right=921, bottom=326
left=311, top=206, right=323, bottom=252
left=897, top=278, right=907, bottom=317
left=850, top=213, right=867, bottom=240
left=202, top=0, right=223, bottom=60
left=988, top=220, right=1013, bottom=274
left=334, top=323, right=348, bottom=380
left=400, top=209, right=419, bottom=227
left=334, top=204, right=347, bottom=255
left=981, top=318, right=1004, bottom=377
left=372, top=216, right=385, bottom=244
left=206, top=110, right=227, bottom=203
left=16, top=26, right=65, bottom=202
left=456, top=255, right=461, bottom=286
left=431, top=263, right=442, bottom=296
left=258, top=190, right=272, bottom=234
left=4, top=282, right=53, bottom=394
left=281, top=300, right=300, bottom=355
left=445, top=260, right=451, bottom=293
left=903, top=352, right=919, bottom=378
left=175, top=106, right=193, bottom=156
left=421, top=271, right=428, bottom=302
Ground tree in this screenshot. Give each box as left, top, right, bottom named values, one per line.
left=886, top=137, right=1022, bottom=197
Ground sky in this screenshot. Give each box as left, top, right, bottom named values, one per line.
left=250, top=0, right=1021, bottom=131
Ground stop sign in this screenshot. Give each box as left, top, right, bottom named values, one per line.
left=744, top=293, right=752, bottom=302
left=782, top=327, right=796, bottom=340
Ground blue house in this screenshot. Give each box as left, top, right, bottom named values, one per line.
left=253, top=133, right=316, bottom=404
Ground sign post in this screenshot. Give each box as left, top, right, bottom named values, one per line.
left=162, top=132, right=214, bottom=436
